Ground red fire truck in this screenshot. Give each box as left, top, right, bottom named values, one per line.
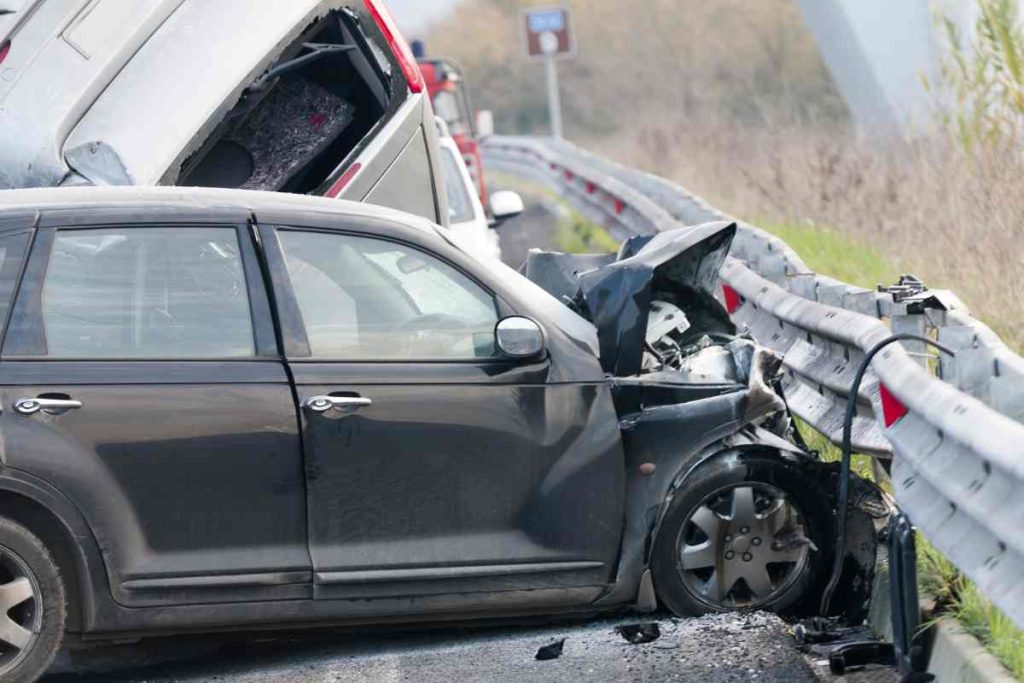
left=417, top=56, right=489, bottom=207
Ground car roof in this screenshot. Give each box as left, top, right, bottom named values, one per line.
left=0, top=186, right=442, bottom=235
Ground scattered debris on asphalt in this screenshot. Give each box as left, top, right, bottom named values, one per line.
left=615, top=622, right=661, bottom=644
left=534, top=638, right=566, bottom=661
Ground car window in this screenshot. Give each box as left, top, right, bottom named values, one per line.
left=441, top=147, right=476, bottom=224
left=433, top=91, right=469, bottom=136
left=0, top=232, right=30, bottom=334
left=278, top=230, right=498, bottom=360
left=35, top=227, right=254, bottom=358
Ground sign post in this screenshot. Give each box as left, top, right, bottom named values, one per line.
left=523, top=6, right=574, bottom=139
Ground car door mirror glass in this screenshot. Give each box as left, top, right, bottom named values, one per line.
left=495, top=316, right=544, bottom=358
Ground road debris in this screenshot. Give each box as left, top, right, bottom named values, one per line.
left=534, top=638, right=566, bottom=661
left=615, top=623, right=661, bottom=644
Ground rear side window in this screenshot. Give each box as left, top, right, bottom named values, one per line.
left=179, top=10, right=389, bottom=195
left=25, top=227, right=254, bottom=359
left=0, top=232, right=31, bottom=336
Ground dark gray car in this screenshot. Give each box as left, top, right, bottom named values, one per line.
left=0, top=187, right=879, bottom=682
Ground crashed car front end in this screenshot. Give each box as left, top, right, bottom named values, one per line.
left=522, top=221, right=884, bottom=619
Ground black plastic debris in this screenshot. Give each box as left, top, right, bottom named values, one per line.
left=535, top=638, right=565, bottom=661
left=615, top=622, right=661, bottom=644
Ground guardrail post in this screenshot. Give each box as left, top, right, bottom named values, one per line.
left=890, top=307, right=930, bottom=369
left=937, top=325, right=996, bottom=400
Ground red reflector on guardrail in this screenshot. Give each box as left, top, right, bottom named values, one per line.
left=564, top=170, right=573, bottom=181
left=879, top=383, right=908, bottom=427
left=722, top=284, right=742, bottom=314
left=614, top=199, right=625, bottom=215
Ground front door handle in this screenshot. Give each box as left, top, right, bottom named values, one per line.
left=15, top=397, right=83, bottom=415
left=304, top=395, right=372, bottom=415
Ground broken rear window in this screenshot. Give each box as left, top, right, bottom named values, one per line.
left=180, top=9, right=389, bottom=194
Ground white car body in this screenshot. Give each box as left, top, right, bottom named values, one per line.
left=437, top=122, right=502, bottom=261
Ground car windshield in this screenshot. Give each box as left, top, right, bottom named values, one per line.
left=433, top=90, right=469, bottom=136
left=441, top=147, right=476, bottom=224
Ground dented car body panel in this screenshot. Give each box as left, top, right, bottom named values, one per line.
left=0, top=188, right=877, bottom=644
left=523, top=221, right=881, bottom=618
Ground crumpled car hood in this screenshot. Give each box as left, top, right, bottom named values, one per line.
left=522, top=221, right=737, bottom=376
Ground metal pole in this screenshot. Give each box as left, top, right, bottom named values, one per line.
left=545, top=55, right=564, bottom=139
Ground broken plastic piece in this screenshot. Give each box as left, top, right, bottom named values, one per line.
left=615, top=623, right=661, bottom=644
left=535, top=638, right=565, bottom=661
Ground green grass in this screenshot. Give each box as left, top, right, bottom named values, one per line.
left=489, top=171, right=619, bottom=254
left=555, top=215, right=620, bottom=254
left=760, top=221, right=901, bottom=290
left=794, top=418, right=877, bottom=484
left=918, top=536, right=1024, bottom=680
left=954, top=581, right=1024, bottom=679
left=764, top=221, right=1024, bottom=680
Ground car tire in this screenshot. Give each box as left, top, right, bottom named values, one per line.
left=651, top=450, right=831, bottom=617
left=0, top=517, right=66, bottom=683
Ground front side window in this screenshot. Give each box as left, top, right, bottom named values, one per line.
left=278, top=230, right=498, bottom=360
left=35, top=227, right=254, bottom=358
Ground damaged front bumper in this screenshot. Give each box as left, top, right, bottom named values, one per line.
left=522, top=221, right=887, bottom=618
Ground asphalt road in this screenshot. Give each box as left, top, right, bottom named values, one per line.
left=45, top=612, right=820, bottom=682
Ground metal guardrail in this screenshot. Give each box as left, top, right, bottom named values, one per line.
left=484, top=135, right=1024, bottom=629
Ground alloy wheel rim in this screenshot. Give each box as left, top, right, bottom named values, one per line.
left=0, top=546, right=42, bottom=676
left=675, top=483, right=810, bottom=610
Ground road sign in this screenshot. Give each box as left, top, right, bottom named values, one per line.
left=523, top=6, right=574, bottom=60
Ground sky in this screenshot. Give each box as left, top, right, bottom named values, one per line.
left=387, top=0, right=461, bottom=39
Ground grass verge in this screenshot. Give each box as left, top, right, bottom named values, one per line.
left=489, top=171, right=619, bottom=254
left=555, top=215, right=620, bottom=254
left=760, top=221, right=901, bottom=290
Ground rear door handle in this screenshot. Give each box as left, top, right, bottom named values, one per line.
left=304, top=395, right=372, bottom=415
left=15, top=397, right=83, bottom=415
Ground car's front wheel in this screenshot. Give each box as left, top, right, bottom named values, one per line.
left=0, top=517, right=65, bottom=683
left=651, top=451, right=830, bottom=616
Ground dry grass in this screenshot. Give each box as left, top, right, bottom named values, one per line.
left=592, top=121, right=1024, bottom=349
left=428, top=0, right=844, bottom=136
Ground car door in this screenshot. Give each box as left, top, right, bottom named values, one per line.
left=0, top=216, right=310, bottom=607
left=257, top=221, right=624, bottom=603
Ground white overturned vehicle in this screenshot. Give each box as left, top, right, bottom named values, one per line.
left=0, top=0, right=449, bottom=223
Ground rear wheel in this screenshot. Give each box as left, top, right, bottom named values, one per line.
left=651, top=451, right=830, bottom=616
left=0, top=517, right=65, bottom=682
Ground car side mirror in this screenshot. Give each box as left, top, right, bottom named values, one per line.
left=476, top=110, right=495, bottom=138
left=488, top=190, right=524, bottom=228
left=495, top=316, right=545, bottom=358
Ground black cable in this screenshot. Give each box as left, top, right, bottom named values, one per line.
left=819, top=333, right=955, bottom=617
